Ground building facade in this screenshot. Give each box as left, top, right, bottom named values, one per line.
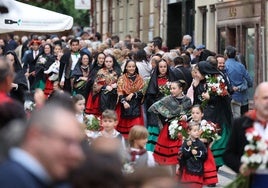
left=195, top=0, right=267, bottom=99
left=91, top=0, right=167, bottom=44
left=91, top=0, right=267, bottom=98
left=90, top=0, right=195, bottom=49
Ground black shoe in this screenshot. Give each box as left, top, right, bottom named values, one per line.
left=207, top=184, right=216, bottom=187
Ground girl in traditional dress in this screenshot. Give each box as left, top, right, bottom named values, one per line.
left=73, top=94, right=86, bottom=124
left=180, top=121, right=207, bottom=188
left=190, top=105, right=218, bottom=187
left=148, top=80, right=192, bottom=175
left=86, top=52, right=106, bottom=92
left=43, top=43, right=63, bottom=98
left=34, top=43, right=54, bottom=90
left=145, top=58, right=176, bottom=151
left=85, top=55, right=121, bottom=116
left=116, top=59, right=145, bottom=139
left=71, top=53, right=92, bottom=98
left=192, top=61, right=232, bottom=169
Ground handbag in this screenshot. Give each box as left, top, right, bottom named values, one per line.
left=99, top=89, right=118, bottom=112
left=121, top=97, right=141, bottom=119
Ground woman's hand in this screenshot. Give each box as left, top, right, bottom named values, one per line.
left=191, top=149, right=197, bottom=155
left=187, top=140, right=192, bottom=146
left=180, top=115, right=187, bottom=121
left=239, top=163, right=254, bottom=176
left=106, top=85, right=113, bottom=91
left=123, top=101, right=130, bottom=109
left=11, top=83, right=18, bottom=89
left=200, top=138, right=208, bottom=143
left=126, top=93, right=134, bottom=101
left=80, top=76, right=87, bottom=81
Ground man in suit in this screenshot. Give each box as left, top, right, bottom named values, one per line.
left=224, top=82, right=268, bottom=187
left=0, top=103, right=85, bottom=187
left=22, top=39, right=41, bottom=91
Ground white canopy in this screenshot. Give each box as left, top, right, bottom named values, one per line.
left=0, top=0, right=73, bottom=33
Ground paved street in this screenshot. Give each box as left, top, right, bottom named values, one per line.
left=203, top=165, right=237, bottom=188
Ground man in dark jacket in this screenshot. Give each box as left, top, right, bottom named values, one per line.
left=224, top=82, right=268, bottom=187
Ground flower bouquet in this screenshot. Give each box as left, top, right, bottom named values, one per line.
left=200, top=120, right=221, bottom=141
left=84, top=114, right=101, bottom=131
left=225, top=127, right=268, bottom=188
left=159, top=82, right=171, bottom=97
left=205, top=74, right=228, bottom=96
left=201, top=74, right=229, bottom=108
left=168, top=119, right=188, bottom=140
left=37, top=55, right=47, bottom=65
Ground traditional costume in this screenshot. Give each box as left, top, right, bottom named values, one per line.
left=193, top=61, right=232, bottom=167
left=148, top=95, right=192, bottom=164
left=85, top=67, right=119, bottom=116
left=71, top=59, right=90, bottom=98
left=116, top=73, right=144, bottom=139
left=180, top=138, right=207, bottom=188
left=145, top=64, right=175, bottom=151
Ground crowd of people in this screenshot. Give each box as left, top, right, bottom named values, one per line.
left=0, top=31, right=266, bottom=188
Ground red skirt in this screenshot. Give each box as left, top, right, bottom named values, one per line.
left=43, top=79, right=54, bottom=98
left=203, top=148, right=218, bottom=185
left=180, top=168, right=203, bottom=188
left=85, top=92, right=101, bottom=117
left=116, top=104, right=144, bottom=139
left=153, top=123, right=182, bottom=165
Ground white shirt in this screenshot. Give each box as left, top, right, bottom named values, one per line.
left=9, top=147, right=51, bottom=183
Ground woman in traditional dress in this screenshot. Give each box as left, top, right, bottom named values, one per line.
left=85, top=54, right=121, bottom=116
left=192, top=61, right=232, bottom=169
left=71, top=53, right=92, bottom=98
left=116, top=59, right=145, bottom=139
left=145, top=58, right=176, bottom=151
left=148, top=80, right=192, bottom=175
left=149, top=80, right=192, bottom=175
left=43, top=43, right=63, bottom=98
left=34, top=43, right=54, bottom=90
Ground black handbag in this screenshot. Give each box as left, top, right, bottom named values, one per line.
left=99, top=89, right=118, bottom=112
left=121, top=97, right=141, bottom=119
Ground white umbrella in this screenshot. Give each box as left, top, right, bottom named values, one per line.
left=0, top=0, right=73, bottom=33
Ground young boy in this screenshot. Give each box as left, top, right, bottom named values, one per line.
left=128, top=125, right=156, bottom=169
left=98, top=109, right=126, bottom=149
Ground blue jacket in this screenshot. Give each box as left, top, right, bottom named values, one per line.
left=225, top=58, right=253, bottom=103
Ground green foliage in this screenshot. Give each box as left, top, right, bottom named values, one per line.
left=17, top=0, right=89, bottom=27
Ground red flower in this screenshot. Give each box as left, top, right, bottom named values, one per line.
left=179, top=121, right=188, bottom=129
left=177, top=132, right=182, bottom=139
left=246, top=149, right=254, bottom=156
left=253, top=135, right=262, bottom=141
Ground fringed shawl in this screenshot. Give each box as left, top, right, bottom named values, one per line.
left=148, top=95, right=192, bottom=119
left=117, top=73, right=144, bottom=95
